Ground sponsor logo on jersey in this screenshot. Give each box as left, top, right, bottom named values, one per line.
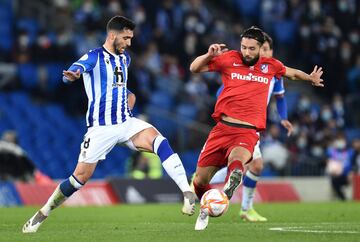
left=231, top=72, right=269, bottom=84
left=260, top=64, right=268, bottom=73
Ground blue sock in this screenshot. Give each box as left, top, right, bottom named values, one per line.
left=153, top=136, right=190, bottom=192
left=59, top=175, right=84, bottom=197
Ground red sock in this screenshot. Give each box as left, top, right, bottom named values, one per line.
left=225, top=160, right=244, bottom=183
left=193, top=180, right=212, bottom=200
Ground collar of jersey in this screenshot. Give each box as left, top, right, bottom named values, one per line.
left=102, top=45, right=121, bottom=58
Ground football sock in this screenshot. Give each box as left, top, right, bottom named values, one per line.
left=241, top=170, right=259, bottom=211
left=193, top=180, right=212, bottom=200
left=153, top=136, right=191, bottom=193
left=40, top=175, right=84, bottom=216
left=225, top=160, right=244, bottom=183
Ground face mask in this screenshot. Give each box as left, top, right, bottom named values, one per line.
left=321, top=110, right=332, bottom=121
left=300, top=26, right=311, bottom=38
left=333, top=139, right=346, bottom=149
left=341, top=48, right=351, bottom=61
left=299, top=98, right=310, bottom=110
left=311, top=146, right=323, bottom=157
left=338, top=0, right=348, bottom=12
left=19, top=35, right=30, bottom=47
left=349, top=32, right=359, bottom=44
left=297, top=138, right=307, bottom=149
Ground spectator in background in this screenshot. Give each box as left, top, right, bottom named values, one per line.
left=326, top=132, right=354, bottom=201
left=128, top=152, right=163, bottom=179
left=351, top=138, right=360, bottom=173
left=0, top=130, right=53, bottom=184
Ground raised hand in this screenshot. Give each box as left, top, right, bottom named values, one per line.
left=63, top=69, right=81, bottom=82
left=310, top=65, right=324, bottom=87
left=208, top=44, right=228, bottom=57
left=280, top=120, right=294, bottom=137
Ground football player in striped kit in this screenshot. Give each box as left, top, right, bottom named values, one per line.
left=23, top=16, right=196, bottom=233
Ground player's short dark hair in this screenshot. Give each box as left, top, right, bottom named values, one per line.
left=263, top=32, right=273, bottom=50
left=106, top=16, right=136, bottom=32
left=241, top=26, right=265, bottom=45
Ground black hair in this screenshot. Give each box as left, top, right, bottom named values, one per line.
left=263, top=32, right=273, bottom=50
left=241, top=26, right=265, bottom=45
left=106, top=16, right=136, bottom=32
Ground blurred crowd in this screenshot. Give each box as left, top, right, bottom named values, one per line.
left=0, top=0, right=359, bottom=177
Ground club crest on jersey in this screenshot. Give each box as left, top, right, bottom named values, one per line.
left=105, top=58, right=110, bottom=64
left=260, top=64, right=268, bottom=73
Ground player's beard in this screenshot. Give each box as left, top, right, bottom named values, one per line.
left=242, top=54, right=260, bottom=66
left=113, top=38, right=122, bottom=55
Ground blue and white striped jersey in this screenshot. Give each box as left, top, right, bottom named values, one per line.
left=70, top=46, right=133, bottom=127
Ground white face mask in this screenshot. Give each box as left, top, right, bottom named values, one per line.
left=333, top=139, right=346, bottom=149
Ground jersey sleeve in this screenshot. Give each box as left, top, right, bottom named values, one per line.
left=273, top=59, right=286, bottom=79
left=72, top=49, right=98, bottom=73
left=208, top=52, right=228, bottom=72
left=272, top=77, right=285, bottom=95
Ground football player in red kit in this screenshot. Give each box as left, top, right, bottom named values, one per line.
left=190, top=26, right=324, bottom=230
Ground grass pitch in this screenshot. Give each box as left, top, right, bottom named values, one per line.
left=1, top=202, right=359, bottom=242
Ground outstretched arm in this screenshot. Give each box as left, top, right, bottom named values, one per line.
left=275, top=94, right=293, bottom=136
left=190, top=43, right=228, bottom=73
left=284, top=65, right=324, bottom=87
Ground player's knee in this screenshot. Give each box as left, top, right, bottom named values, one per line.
left=73, top=169, right=93, bottom=183
left=194, top=173, right=209, bottom=187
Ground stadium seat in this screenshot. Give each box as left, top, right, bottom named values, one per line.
left=149, top=91, right=174, bottom=110
left=18, top=63, right=38, bottom=89
left=345, top=128, right=360, bottom=142
left=176, top=103, right=198, bottom=122
left=17, top=18, right=39, bottom=43
left=179, top=150, right=200, bottom=177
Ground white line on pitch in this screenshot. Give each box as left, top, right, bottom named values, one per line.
left=269, top=227, right=360, bottom=234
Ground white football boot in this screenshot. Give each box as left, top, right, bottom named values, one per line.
left=182, top=191, right=196, bottom=216
left=195, top=209, right=209, bottom=230
left=22, top=210, right=48, bottom=233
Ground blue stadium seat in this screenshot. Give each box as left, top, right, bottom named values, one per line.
left=17, top=18, right=39, bottom=43
left=345, top=128, right=360, bottom=142
left=179, top=150, right=200, bottom=177
left=176, top=103, right=198, bottom=122
left=18, top=63, right=38, bottom=89
left=149, top=91, right=174, bottom=110
left=45, top=63, right=64, bottom=89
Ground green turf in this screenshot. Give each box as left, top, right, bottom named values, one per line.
left=1, top=202, right=359, bottom=242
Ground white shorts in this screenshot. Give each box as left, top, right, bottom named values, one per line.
left=78, top=117, right=153, bottom=163
left=252, top=139, right=262, bottom=160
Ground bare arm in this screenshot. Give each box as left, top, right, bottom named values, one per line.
left=284, top=65, right=324, bottom=87
left=128, top=92, right=136, bottom=110
left=189, top=43, right=228, bottom=73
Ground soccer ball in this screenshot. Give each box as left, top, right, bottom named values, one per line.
left=200, top=189, right=229, bottom=217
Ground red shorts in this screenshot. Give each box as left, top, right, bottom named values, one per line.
left=197, top=121, right=259, bottom=168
